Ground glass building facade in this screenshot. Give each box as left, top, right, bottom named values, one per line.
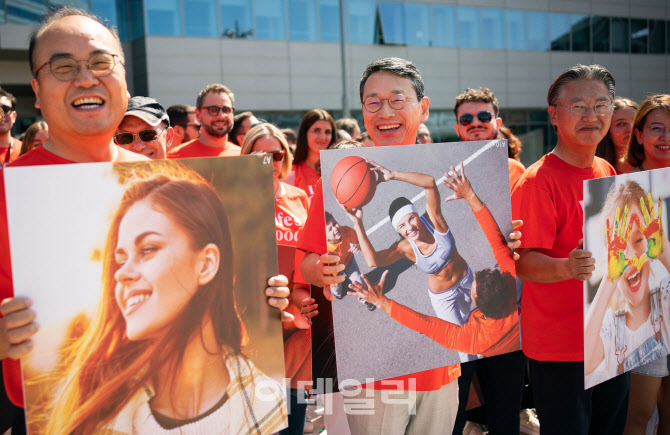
left=2, top=1, right=670, bottom=54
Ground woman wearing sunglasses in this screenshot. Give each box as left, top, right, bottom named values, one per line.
left=622, top=94, right=670, bottom=434
left=241, top=123, right=312, bottom=435
left=291, top=109, right=337, bottom=202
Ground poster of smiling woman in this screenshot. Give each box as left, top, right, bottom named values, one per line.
left=584, top=168, right=670, bottom=389
left=4, top=158, right=287, bottom=434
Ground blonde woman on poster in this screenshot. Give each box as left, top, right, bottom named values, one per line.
left=585, top=180, right=670, bottom=388
left=33, top=168, right=287, bottom=435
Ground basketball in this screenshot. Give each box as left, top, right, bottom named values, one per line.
left=331, top=156, right=377, bottom=209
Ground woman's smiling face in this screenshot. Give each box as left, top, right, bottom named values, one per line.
left=114, top=199, right=203, bottom=341
left=396, top=212, right=421, bottom=241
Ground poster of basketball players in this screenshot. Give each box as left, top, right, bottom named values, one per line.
left=5, top=158, right=288, bottom=434
left=318, top=140, right=521, bottom=384
left=583, top=168, right=670, bottom=389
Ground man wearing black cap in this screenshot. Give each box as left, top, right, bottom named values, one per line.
left=115, top=96, right=173, bottom=159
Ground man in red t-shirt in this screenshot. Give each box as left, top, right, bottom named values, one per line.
left=0, top=10, right=290, bottom=435
left=512, top=65, right=629, bottom=434
left=298, top=58, right=462, bottom=434
left=451, top=87, right=528, bottom=434
left=168, top=84, right=241, bottom=158
left=0, top=89, right=23, bottom=167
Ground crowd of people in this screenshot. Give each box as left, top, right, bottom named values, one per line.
left=0, top=6, right=669, bottom=435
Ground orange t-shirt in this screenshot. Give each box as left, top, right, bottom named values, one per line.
left=296, top=179, right=460, bottom=391
left=167, top=138, right=241, bottom=159
left=0, top=138, right=22, bottom=167
left=326, top=225, right=358, bottom=267
left=0, top=146, right=75, bottom=407
left=275, top=183, right=311, bottom=388
left=508, top=158, right=525, bottom=188
left=511, top=153, right=615, bottom=361
left=292, top=162, right=319, bottom=203
left=389, top=205, right=520, bottom=357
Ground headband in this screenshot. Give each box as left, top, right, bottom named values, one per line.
left=391, top=204, right=417, bottom=230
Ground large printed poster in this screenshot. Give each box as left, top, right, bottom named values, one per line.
left=584, top=168, right=670, bottom=389
left=319, top=140, right=520, bottom=384
left=5, top=157, right=288, bottom=434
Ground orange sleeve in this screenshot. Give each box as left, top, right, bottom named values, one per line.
left=472, top=206, right=516, bottom=277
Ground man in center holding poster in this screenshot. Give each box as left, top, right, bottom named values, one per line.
left=298, top=57, right=521, bottom=434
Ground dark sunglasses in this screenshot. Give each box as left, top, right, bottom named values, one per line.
left=458, top=111, right=493, bottom=127
left=0, top=105, right=14, bottom=114
left=184, top=123, right=201, bottom=131
left=114, top=128, right=165, bottom=145
left=269, top=150, right=285, bottom=162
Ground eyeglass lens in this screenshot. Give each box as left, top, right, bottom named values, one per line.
left=458, top=111, right=493, bottom=126
left=115, top=129, right=160, bottom=145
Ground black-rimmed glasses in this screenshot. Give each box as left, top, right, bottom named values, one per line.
left=203, top=106, right=234, bottom=116
left=33, top=52, right=123, bottom=81
left=114, top=128, right=165, bottom=145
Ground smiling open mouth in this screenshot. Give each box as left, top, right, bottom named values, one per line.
left=125, top=291, right=152, bottom=314
left=72, top=97, right=104, bottom=109
left=627, top=269, right=641, bottom=291
left=378, top=124, right=400, bottom=131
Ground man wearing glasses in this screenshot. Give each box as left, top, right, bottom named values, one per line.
left=298, top=58, right=460, bottom=434
left=167, top=104, right=200, bottom=148
left=454, top=87, right=526, bottom=188
left=115, top=96, right=173, bottom=160
left=512, top=65, right=630, bottom=434
left=451, top=87, right=530, bottom=435
left=168, top=83, right=241, bottom=158
left=0, top=88, right=23, bottom=167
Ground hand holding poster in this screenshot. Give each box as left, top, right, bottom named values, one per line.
left=319, top=140, right=521, bottom=384
left=5, top=158, right=287, bottom=434
left=584, top=168, right=670, bottom=388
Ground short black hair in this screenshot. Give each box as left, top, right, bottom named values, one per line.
left=230, top=111, right=255, bottom=145
left=0, top=88, right=16, bottom=109
left=325, top=211, right=337, bottom=226
left=388, top=197, right=412, bottom=222
left=474, top=268, right=516, bottom=320
left=167, top=104, right=195, bottom=127
left=360, top=58, right=425, bottom=103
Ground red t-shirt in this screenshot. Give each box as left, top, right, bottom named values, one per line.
left=167, top=138, right=241, bottom=159
left=296, top=179, right=460, bottom=391
left=292, top=162, right=319, bottom=203
left=0, top=138, right=23, bottom=167
left=511, top=153, right=615, bottom=361
left=0, top=146, right=75, bottom=407
left=508, top=158, right=525, bottom=188
left=390, top=205, right=520, bottom=357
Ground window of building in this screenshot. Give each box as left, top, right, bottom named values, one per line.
left=611, top=17, right=629, bottom=53
left=481, top=8, right=504, bottom=49
left=631, top=18, right=648, bottom=54
left=221, top=0, right=253, bottom=38
left=379, top=1, right=405, bottom=45
left=49, top=0, right=88, bottom=10
left=667, top=21, right=670, bottom=54
left=319, top=0, right=341, bottom=42
left=458, top=7, right=480, bottom=49
left=432, top=4, right=457, bottom=47
left=289, top=0, right=318, bottom=41
left=528, top=11, right=549, bottom=50
left=649, top=20, right=665, bottom=54
left=405, top=2, right=430, bottom=47
left=184, top=0, right=217, bottom=37
left=6, top=0, right=47, bottom=24
left=550, top=13, right=570, bottom=51
left=255, top=0, right=286, bottom=40
left=348, top=0, right=376, bottom=44
left=129, top=0, right=145, bottom=39
left=146, top=0, right=181, bottom=36
left=591, top=16, right=609, bottom=52
left=571, top=14, right=590, bottom=51
left=505, top=10, right=527, bottom=50
left=92, top=0, right=129, bottom=40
